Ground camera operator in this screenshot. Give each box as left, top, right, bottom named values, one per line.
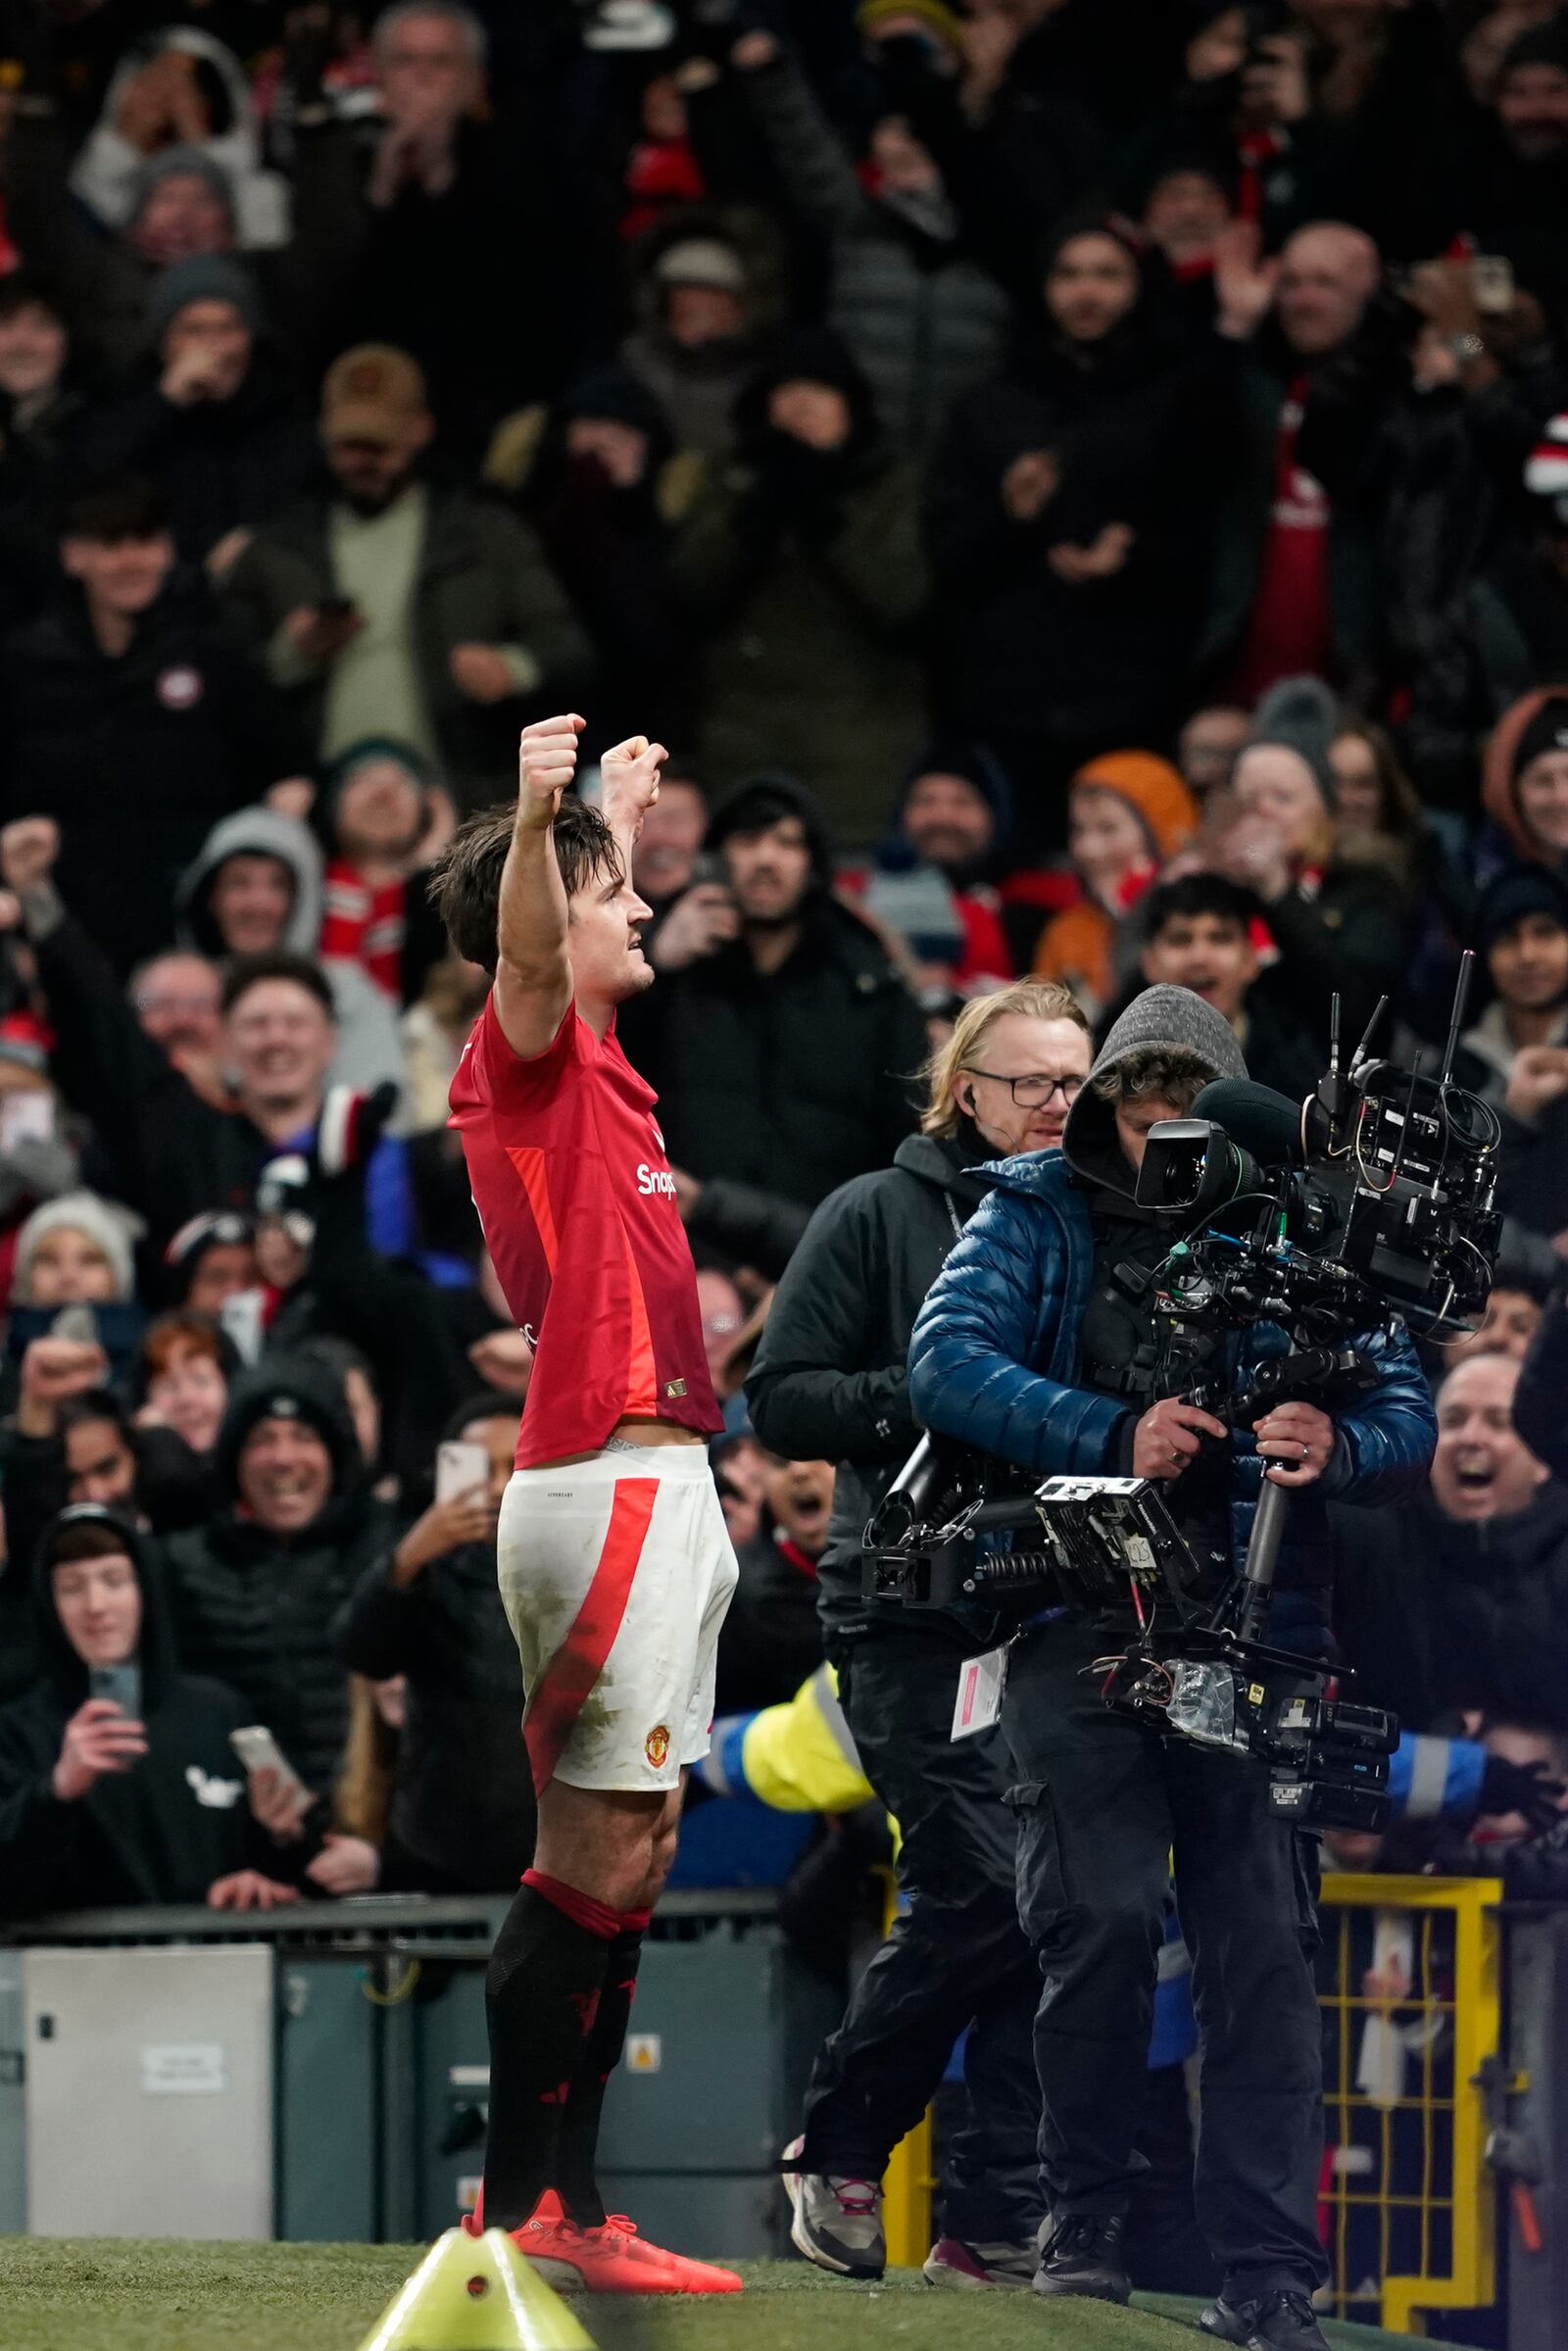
left=908, top=984, right=1436, bottom=2350
left=747, top=979, right=1092, bottom=2287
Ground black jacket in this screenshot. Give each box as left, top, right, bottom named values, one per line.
left=714, top=1526, right=825, bottom=1712
left=0, top=577, right=302, bottom=973
left=336, top=1539, right=532, bottom=1893
left=0, top=1516, right=281, bottom=1919
left=747, top=1129, right=995, bottom=1638
left=71, top=349, right=320, bottom=564
left=162, top=1361, right=394, bottom=1796
left=619, top=889, right=927, bottom=1213
left=1331, top=1484, right=1568, bottom=1734
left=1514, top=1278, right=1568, bottom=1484
left=929, top=280, right=1224, bottom=752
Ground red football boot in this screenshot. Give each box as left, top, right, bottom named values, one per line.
left=513, top=2208, right=743, bottom=2295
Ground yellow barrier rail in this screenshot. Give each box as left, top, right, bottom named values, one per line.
left=1318, top=1871, right=1501, bottom=2337
left=878, top=1867, right=1503, bottom=2329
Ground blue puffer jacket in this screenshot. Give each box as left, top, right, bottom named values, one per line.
left=907, top=1151, right=1438, bottom=1638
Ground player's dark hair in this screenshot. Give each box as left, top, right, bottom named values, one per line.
left=428, top=797, right=623, bottom=974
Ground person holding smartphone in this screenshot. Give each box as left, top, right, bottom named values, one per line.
left=0, top=1505, right=302, bottom=1919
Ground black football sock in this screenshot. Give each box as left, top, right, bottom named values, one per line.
left=481, top=1869, right=618, bottom=2231
left=557, top=1905, right=652, bottom=2227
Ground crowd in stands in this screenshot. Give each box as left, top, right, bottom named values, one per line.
left=3, top=0, right=1568, bottom=1945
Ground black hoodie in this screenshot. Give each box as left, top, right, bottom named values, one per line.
left=0, top=1512, right=285, bottom=1919
left=162, top=1358, right=395, bottom=1796
left=747, top=1127, right=998, bottom=1640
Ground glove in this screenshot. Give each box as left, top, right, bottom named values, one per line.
left=317, top=1081, right=399, bottom=1180
left=1478, top=1753, right=1566, bottom=1834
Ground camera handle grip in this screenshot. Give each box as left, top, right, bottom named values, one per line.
left=1237, top=1476, right=1290, bottom=1644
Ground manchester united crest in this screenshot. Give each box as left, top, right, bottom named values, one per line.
left=645, top=1724, right=670, bottom=1769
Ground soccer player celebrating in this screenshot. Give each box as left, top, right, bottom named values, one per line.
left=431, top=715, right=742, bottom=2294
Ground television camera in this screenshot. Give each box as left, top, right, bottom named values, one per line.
left=866, top=963, right=1502, bottom=1831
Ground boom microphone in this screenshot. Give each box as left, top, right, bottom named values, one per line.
left=1192, top=1078, right=1306, bottom=1166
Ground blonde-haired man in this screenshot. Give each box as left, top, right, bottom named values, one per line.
left=746, top=976, right=1091, bottom=2287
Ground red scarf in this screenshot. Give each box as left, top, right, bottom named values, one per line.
left=321, top=859, right=407, bottom=999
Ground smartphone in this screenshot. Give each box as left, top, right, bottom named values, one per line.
left=436, top=1439, right=489, bottom=1503
left=229, top=1725, right=311, bottom=1813
left=89, top=1662, right=142, bottom=1719
left=1472, top=255, right=1515, bottom=315
left=0, top=1091, right=54, bottom=1152
left=51, top=1304, right=99, bottom=1345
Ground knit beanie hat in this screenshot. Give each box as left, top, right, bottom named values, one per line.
left=214, top=1354, right=358, bottom=1498
left=1241, top=676, right=1341, bottom=810
left=1070, top=751, right=1199, bottom=861
left=1502, top=13, right=1568, bottom=78
left=130, top=145, right=236, bottom=228
left=856, top=0, right=965, bottom=60
left=1525, top=413, right=1568, bottom=523
left=1511, top=693, right=1568, bottom=786
left=146, top=253, right=261, bottom=342
left=1476, top=863, right=1568, bottom=955
left=12, top=1191, right=139, bottom=1305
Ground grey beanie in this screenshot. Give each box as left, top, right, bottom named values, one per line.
left=1242, top=676, right=1341, bottom=809
left=12, top=1191, right=141, bottom=1306
left=146, top=254, right=260, bottom=343
left=131, top=144, right=236, bottom=224
left=1062, top=983, right=1247, bottom=1193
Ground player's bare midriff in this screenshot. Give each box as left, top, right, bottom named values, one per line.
left=541, top=1417, right=709, bottom=1468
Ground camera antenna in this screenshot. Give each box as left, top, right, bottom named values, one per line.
left=1327, top=993, right=1342, bottom=1080
left=1438, top=950, right=1476, bottom=1088
left=1349, top=995, right=1388, bottom=1075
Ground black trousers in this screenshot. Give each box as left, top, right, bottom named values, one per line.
left=1004, top=1614, right=1328, bottom=2301
left=797, top=1623, right=1041, bottom=2243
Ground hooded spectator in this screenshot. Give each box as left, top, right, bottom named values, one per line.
left=221, top=344, right=592, bottom=809
left=1333, top=1351, right=1568, bottom=1736
left=1029, top=752, right=1199, bottom=1017
left=1482, top=686, right=1568, bottom=871
left=858, top=742, right=1017, bottom=997
left=484, top=364, right=699, bottom=747
left=1210, top=674, right=1408, bottom=1042
left=73, top=257, right=318, bottom=564
left=336, top=1394, right=533, bottom=1891
left=0, top=479, right=308, bottom=974
left=670, top=327, right=929, bottom=844
left=0, top=1507, right=302, bottom=1920
left=618, top=773, right=929, bottom=1209
left=929, top=220, right=1224, bottom=839
left=731, top=30, right=1013, bottom=450
left=162, top=1356, right=394, bottom=1800
left=622, top=217, right=782, bottom=460
left=67, top=27, right=289, bottom=251
left=176, top=805, right=322, bottom=962
left=1457, top=865, right=1568, bottom=1107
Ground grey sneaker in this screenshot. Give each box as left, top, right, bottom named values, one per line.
left=1033, top=2211, right=1131, bottom=2303
left=1199, top=2289, right=1331, bottom=2350
left=781, top=2134, right=886, bottom=2278
left=922, top=2236, right=1037, bottom=2289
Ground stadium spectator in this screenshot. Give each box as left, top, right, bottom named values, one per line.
left=1446, top=1261, right=1549, bottom=1369
left=0, top=1508, right=303, bottom=1921
left=221, top=345, right=592, bottom=809
left=1482, top=687, right=1568, bottom=873
left=73, top=258, right=318, bottom=564
left=621, top=220, right=780, bottom=462
left=929, top=220, right=1223, bottom=837
left=856, top=742, right=1017, bottom=1000
left=137, top=1313, right=230, bottom=1466
left=0, top=480, right=306, bottom=975
left=1334, top=1350, right=1568, bottom=1741
left=619, top=775, right=928, bottom=1210
left=671, top=328, right=929, bottom=842
left=317, top=739, right=450, bottom=1007
left=162, top=1356, right=393, bottom=1803
left=1028, top=752, right=1198, bottom=1019
left=1177, top=704, right=1250, bottom=802
left=1133, top=872, right=1322, bottom=1102
left=337, top=1396, right=532, bottom=1892
left=67, top=28, right=288, bottom=252
left=716, top=1454, right=832, bottom=1714
left=1457, top=865, right=1568, bottom=1105
left=730, top=29, right=1013, bottom=450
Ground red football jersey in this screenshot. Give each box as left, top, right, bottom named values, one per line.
left=449, top=996, right=721, bottom=1468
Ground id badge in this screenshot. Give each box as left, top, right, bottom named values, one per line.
left=952, top=1645, right=1008, bottom=1739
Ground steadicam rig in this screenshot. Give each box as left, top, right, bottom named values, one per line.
left=867, top=963, right=1500, bottom=1831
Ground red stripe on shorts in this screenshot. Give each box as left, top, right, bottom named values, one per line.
left=523, top=1477, right=659, bottom=1793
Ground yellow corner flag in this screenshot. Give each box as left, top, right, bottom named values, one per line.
left=357, top=2227, right=597, bottom=2351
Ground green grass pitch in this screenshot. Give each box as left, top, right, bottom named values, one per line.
left=0, top=2240, right=1483, bottom=2351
